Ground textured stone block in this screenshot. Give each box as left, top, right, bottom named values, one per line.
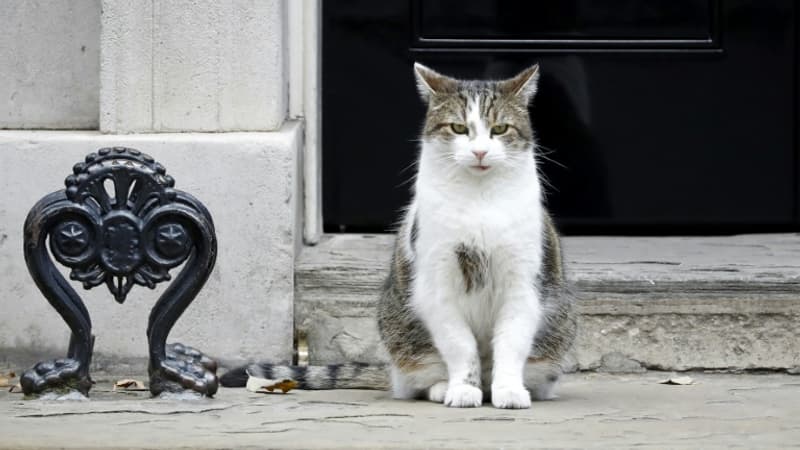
left=0, top=0, right=100, bottom=129
left=0, top=124, right=302, bottom=368
left=100, top=0, right=287, bottom=133
left=296, top=234, right=800, bottom=371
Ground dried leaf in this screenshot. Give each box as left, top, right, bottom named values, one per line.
left=658, top=376, right=694, bottom=385
left=8, top=383, right=23, bottom=393
left=113, top=379, right=147, bottom=391
left=0, top=371, right=17, bottom=388
left=246, top=376, right=298, bottom=394
left=261, top=379, right=298, bottom=394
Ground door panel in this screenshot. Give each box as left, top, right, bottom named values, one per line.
left=322, top=0, right=797, bottom=233
left=417, top=0, right=714, bottom=43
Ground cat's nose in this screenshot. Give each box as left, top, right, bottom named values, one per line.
left=472, top=150, right=488, bottom=161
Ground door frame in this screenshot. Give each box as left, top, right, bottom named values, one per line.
left=290, top=0, right=324, bottom=245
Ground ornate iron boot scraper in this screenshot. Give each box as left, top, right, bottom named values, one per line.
left=21, top=147, right=219, bottom=397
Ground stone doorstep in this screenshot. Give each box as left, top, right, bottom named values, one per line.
left=295, top=233, right=800, bottom=372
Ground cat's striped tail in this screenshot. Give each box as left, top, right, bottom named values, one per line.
left=219, top=362, right=388, bottom=390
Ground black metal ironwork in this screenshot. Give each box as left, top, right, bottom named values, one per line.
left=20, top=147, right=219, bottom=397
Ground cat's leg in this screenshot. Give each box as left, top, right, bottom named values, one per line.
left=491, top=284, right=542, bottom=409
left=414, top=276, right=483, bottom=408
left=389, top=364, right=419, bottom=400
left=435, top=320, right=482, bottom=408
left=524, top=359, right=562, bottom=401
left=388, top=360, right=451, bottom=403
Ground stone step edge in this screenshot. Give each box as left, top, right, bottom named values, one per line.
left=294, top=234, right=800, bottom=372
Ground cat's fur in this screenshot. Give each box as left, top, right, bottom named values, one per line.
left=377, top=63, right=576, bottom=409
left=221, top=64, right=576, bottom=409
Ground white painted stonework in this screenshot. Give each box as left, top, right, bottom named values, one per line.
left=0, top=0, right=318, bottom=368
left=0, top=125, right=302, bottom=364
left=0, top=0, right=101, bottom=129
left=100, top=0, right=288, bottom=133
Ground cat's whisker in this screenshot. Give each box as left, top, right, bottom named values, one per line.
left=534, top=148, right=568, bottom=170
left=398, top=158, right=420, bottom=176
left=535, top=143, right=557, bottom=154
left=396, top=173, right=418, bottom=188
left=537, top=167, right=559, bottom=194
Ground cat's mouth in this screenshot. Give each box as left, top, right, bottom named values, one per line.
left=471, top=164, right=492, bottom=172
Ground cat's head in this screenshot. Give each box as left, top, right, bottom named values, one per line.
left=414, top=63, right=539, bottom=176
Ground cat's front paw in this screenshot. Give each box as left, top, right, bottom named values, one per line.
left=427, top=381, right=448, bottom=403
left=444, top=384, right=483, bottom=408
left=491, top=384, right=531, bottom=409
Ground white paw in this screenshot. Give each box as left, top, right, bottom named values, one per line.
left=427, top=381, right=448, bottom=403
left=444, top=384, right=483, bottom=408
left=491, top=385, right=531, bottom=409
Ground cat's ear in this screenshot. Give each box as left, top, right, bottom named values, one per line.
left=413, top=62, right=457, bottom=101
left=501, top=64, right=540, bottom=104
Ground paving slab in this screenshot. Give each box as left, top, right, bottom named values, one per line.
left=1, top=373, right=798, bottom=449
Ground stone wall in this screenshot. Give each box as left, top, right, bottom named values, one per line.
left=0, top=0, right=302, bottom=369
left=0, top=0, right=100, bottom=129
left=100, top=0, right=288, bottom=133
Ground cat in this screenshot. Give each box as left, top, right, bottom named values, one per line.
left=221, top=63, right=576, bottom=409
left=377, top=63, right=576, bottom=409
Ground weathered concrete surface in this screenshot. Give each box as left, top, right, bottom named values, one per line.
left=0, top=373, right=797, bottom=449
left=0, top=126, right=302, bottom=368
left=296, top=234, right=800, bottom=372
left=0, top=0, right=100, bottom=129
left=100, top=0, right=287, bottom=133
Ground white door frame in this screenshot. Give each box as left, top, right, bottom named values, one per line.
left=289, top=0, right=323, bottom=244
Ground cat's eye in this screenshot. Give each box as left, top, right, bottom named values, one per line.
left=450, top=123, right=468, bottom=134
left=491, top=124, right=509, bottom=136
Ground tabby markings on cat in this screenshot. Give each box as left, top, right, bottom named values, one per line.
left=377, top=62, right=576, bottom=409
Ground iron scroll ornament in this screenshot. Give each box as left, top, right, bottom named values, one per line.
left=21, top=147, right=219, bottom=397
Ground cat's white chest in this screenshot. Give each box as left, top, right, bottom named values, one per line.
left=414, top=173, right=544, bottom=300
left=417, top=178, right=542, bottom=255
left=429, top=202, right=529, bottom=250
left=413, top=181, right=543, bottom=348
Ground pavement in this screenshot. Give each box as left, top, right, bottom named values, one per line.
left=1, top=372, right=798, bottom=449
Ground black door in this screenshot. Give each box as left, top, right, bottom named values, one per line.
left=322, top=0, right=798, bottom=234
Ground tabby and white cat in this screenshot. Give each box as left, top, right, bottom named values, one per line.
left=221, top=63, right=576, bottom=409
left=377, top=63, right=575, bottom=409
